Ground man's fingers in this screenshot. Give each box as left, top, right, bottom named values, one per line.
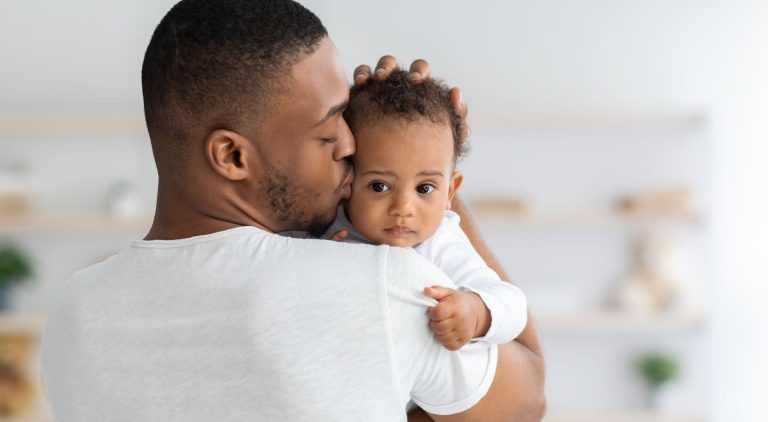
left=353, top=65, right=373, bottom=86
left=407, top=59, right=431, bottom=83
left=374, top=55, right=399, bottom=80
left=356, top=57, right=432, bottom=85
left=449, top=87, right=468, bottom=117
left=449, top=87, right=469, bottom=140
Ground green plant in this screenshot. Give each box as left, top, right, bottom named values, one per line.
left=637, top=353, right=679, bottom=388
left=0, top=245, right=33, bottom=288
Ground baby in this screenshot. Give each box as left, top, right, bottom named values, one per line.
left=325, top=70, right=528, bottom=350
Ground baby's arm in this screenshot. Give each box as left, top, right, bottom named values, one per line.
left=416, top=212, right=528, bottom=346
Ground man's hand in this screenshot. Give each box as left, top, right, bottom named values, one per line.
left=423, top=286, right=491, bottom=351
left=352, top=56, right=468, bottom=140
left=353, top=56, right=431, bottom=86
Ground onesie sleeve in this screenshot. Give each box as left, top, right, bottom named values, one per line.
left=415, top=211, right=528, bottom=344
left=383, top=247, right=498, bottom=416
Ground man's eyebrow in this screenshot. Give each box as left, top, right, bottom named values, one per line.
left=313, top=101, right=348, bottom=127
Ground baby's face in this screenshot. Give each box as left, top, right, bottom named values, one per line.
left=346, top=117, right=462, bottom=247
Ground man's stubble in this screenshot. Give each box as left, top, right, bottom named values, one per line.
left=260, top=159, right=341, bottom=237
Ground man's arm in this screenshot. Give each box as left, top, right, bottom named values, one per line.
left=427, top=195, right=546, bottom=422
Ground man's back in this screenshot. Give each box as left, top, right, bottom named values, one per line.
left=41, top=227, right=496, bottom=421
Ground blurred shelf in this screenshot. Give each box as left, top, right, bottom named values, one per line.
left=0, top=312, right=46, bottom=336
left=543, top=410, right=704, bottom=422
left=3, top=413, right=53, bottom=422
left=474, top=210, right=700, bottom=229
left=470, top=110, right=704, bottom=130
left=0, top=212, right=152, bottom=234
left=536, top=310, right=705, bottom=332
left=0, top=111, right=705, bottom=138
left=0, top=113, right=146, bottom=138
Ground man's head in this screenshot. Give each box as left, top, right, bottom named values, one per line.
left=142, top=0, right=354, bottom=236
left=343, top=71, right=467, bottom=247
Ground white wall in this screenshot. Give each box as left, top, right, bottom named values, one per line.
left=2, top=1, right=767, bottom=420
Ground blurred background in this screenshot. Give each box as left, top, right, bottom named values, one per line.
left=1, top=0, right=766, bottom=421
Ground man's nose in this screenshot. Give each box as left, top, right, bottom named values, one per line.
left=389, top=191, right=415, bottom=217
left=333, top=118, right=355, bottom=161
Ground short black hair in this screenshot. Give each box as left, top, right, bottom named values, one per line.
left=141, top=0, right=327, bottom=171
left=343, top=70, right=469, bottom=163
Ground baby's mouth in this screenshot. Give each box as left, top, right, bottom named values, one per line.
left=384, top=225, right=415, bottom=236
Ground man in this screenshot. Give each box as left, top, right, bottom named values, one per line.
left=40, top=0, right=545, bottom=420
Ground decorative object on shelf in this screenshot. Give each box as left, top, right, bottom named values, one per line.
left=636, top=353, right=679, bottom=411
left=611, top=233, right=692, bottom=316
left=617, top=186, right=695, bottom=218
left=470, top=197, right=530, bottom=216
left=0, top=245, right=33, bottom=311
left=0, top=161, right=32, bottom=218
left=0, top=336, right=36, bottom=416
left=105, top=181, right=146, bottom=220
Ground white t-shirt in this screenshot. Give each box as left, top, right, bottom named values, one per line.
left=40, top=226, right=497, bottom=422
left=325, top=208, right=528, bottom=344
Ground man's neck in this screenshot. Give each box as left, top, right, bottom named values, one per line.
left=144, top=188, right=272, bottom=241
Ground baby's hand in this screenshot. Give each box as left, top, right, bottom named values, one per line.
left=423, top=286, right=489, bottom=351
left=328, top=230, right=348, bottom=242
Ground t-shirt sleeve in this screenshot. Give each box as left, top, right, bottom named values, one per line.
left=416, top=211, right=528, bottom=344
left=383, top=247, right=498, bottom=415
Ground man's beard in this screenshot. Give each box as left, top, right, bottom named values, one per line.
left=261, top=162, right=337, bottom=237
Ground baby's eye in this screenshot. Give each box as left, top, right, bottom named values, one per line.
left=416, top=184, right=436, bottom=195
left=370, top=182, right=390, bottom=193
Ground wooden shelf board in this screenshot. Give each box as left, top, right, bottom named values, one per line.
left=0, top=312, right=46, bottom=336
left=474, top=211, right=700, bottom=229
left=0, top=213, right=152, bottom=233
left=470, top=110, right=704, bottom=129
left=0, top=113, right=146, bottom=138
left=544, top=410, right=704, bottom=422
left=0, top=111, right=705, bottom=138
left=536, top=310, right=705, bottom=332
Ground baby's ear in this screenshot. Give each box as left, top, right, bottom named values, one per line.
left=446, top=171, right=464, bottom=209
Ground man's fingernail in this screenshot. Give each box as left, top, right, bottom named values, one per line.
left=409, top=72, right=422, bottom=80
left=355, top=74, right=366, bottom=84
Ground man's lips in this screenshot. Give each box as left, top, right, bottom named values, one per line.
left=338, top=167, right=354, bottom=198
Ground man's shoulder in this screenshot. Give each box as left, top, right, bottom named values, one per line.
left=384, top=246, right=454, bottom=292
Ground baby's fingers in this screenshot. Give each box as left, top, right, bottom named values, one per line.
left=423, top=285, right=455, bottom=301
left=435, top=331, right=466, bottom=351
left=427, top=302, right=454, bottom=321
left=429, top=318, right=455, bottom=336
left=328, top=230, right=348, bottom=242
left=444, top=339, right=466, bottom=351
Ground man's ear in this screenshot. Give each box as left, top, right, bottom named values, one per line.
left=204, top=129, right=251, bottom=181
left=446, top=171, right=464, bottom=209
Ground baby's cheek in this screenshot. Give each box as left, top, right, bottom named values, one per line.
left=347, top=196, right=378, bottom=232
